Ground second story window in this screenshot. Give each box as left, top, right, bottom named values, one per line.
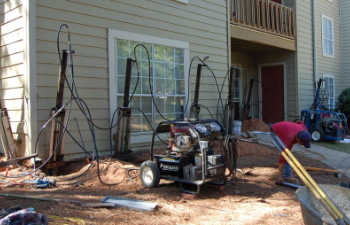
left=322, top=15, right=334, bottom=57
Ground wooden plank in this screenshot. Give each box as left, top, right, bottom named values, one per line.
left=0, top=109, right=17, bottom=159
left=231, top=24, right=296, bottom=51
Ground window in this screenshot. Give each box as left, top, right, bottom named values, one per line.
left=322, top=15, right=334, bottom=57
left=232, top=69, right=241, bottom=103
left=323, top=75, right=335, bottom=110
left=109, top=29, right=189, bottom=133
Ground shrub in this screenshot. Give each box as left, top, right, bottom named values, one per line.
left=337, top=88, right=350, bottom=131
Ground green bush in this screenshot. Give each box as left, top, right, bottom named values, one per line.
left=337, top=88, right=350, bottom=131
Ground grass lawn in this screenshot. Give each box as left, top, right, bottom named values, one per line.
left=316, top=141, right=350, bottom=154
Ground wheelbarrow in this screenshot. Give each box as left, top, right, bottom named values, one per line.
left=297, top=184, right=350, bottom=225
left=250, top=131, right=350, bottom=225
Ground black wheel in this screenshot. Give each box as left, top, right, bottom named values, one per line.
left=311, top=129, right=323, bottom=142
left=140, top=160, right=160, bottom=188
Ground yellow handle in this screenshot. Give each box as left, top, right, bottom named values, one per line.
left=280, top=150, right=346, bottom=223
left=283, top=149, right=344, bottom=220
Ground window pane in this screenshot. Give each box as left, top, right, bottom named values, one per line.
left=154, top=44, right=165, bottom=61
left=117, top=39, right=130, bottom=58
left=130, top=77, right=141, bottom=95
left=130, top=96, right=141, bottom=112
left=164, top=46, right=174, bottom=62
left=118, top=58, right=127, bottom=75
left=130, top=115, right=142, bottom=132
left=141, top=77, right=151, bottom=95
left=156, top=79, right=167, bottom=95
left=176, top=80, right=185, bottom=95
left=175, top=97, right=185, bottom=115
left=117, top=76, right=125, bottom=94
left=154, top=62, right=164, bottom=78
left=141, top=96, right=152, bottom=113
left=168, top=79, right=176, bottom=95
left=175, top=49, right=184, bottom=64
left=115, top=38, right=186, bottom=133
left=155, top=98, right=166, bottom=114
left=165, top=97, right=175, bottom=114
left=165, top=63, right=174, bottom=78
left=175, top=64, right=184, bottom=79
left=141, top=61, right=149, bottom=77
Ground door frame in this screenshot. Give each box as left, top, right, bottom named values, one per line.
left=258, top=63, right=287, bottom=121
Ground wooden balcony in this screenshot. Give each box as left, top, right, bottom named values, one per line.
left=230, top=0, right=296, bottom=51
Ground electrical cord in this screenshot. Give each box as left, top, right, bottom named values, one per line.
left=0, top=100, right=73, bottom=178
left=184, top=56, right=226, bottom=120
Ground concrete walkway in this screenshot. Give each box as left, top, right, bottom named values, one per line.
left=293, top=143, right=350, bottom=178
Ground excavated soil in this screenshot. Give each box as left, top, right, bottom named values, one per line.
left=0, top=142, right=348, bottom=225
left=242, top=118, right=270, bottom=133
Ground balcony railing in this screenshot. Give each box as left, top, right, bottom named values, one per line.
left=231, top=0, right=295, bottom=39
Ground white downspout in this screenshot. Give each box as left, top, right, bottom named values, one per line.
left=312, top=0, right=317, bottom=93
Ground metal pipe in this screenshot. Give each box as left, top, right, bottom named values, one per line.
left=228, top=67, right=235, bottom=135
left=123, top=58, right=133, bottom=108
left=190, top=63, right=203, bottom=120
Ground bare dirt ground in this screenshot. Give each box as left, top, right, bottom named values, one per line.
left=0, top=141, right=345, bottom=225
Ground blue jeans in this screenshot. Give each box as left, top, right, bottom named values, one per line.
left=283, top=163, right=292, bottom=178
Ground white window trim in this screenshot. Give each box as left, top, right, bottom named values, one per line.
left=322, top=74, right=336, bottom=110
left=322, top=15, right=335, bottom=58
left=108, top=29, right=189, bottom=141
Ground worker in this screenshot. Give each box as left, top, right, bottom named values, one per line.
left=271, top=121, right=311, bottom=184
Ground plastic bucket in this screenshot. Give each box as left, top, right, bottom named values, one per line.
left=233, top=120, right=242, bottom=136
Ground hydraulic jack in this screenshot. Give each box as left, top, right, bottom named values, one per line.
left=48, top=49, right=70, bottom=163
left=226, top=67, right=240, bottom=135
left=114, top=58, right=133, bottom=157
left=189, top=63, right=203, bottom=121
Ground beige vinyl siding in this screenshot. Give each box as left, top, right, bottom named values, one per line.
left=35, top=0, right=228, bottom=160
left=340, top=0, right=350, bottom=94
left=295, top=0, right=314, bottom=112
left=296, top=0, right=342, bottom=111
left=316, top=0, right=341, bottom=99
left=0, top=0, right=26, bottom=155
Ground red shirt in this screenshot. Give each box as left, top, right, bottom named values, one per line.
left=271, top=121, right=307, bottom=164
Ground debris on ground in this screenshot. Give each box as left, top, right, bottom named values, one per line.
left=102, top=196, right=158, bottom=211
left=242, top=118, right=270, bottom=133
left=0, top=147, right=348, bottom=224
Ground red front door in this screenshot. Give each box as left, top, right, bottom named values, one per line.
left=261, top=65, right=285, bottom=123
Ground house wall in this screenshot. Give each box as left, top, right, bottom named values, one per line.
left=0, top=0, right=26, bottom=156
left=296, top=0, right=342, bottom=111
left=315, top=0, right=342, bottom=99
left=295, top=0, right=314, bottom=112
left=340, top=0, right=350, bottom=92
left=35, top=0, right=228, bottom=160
